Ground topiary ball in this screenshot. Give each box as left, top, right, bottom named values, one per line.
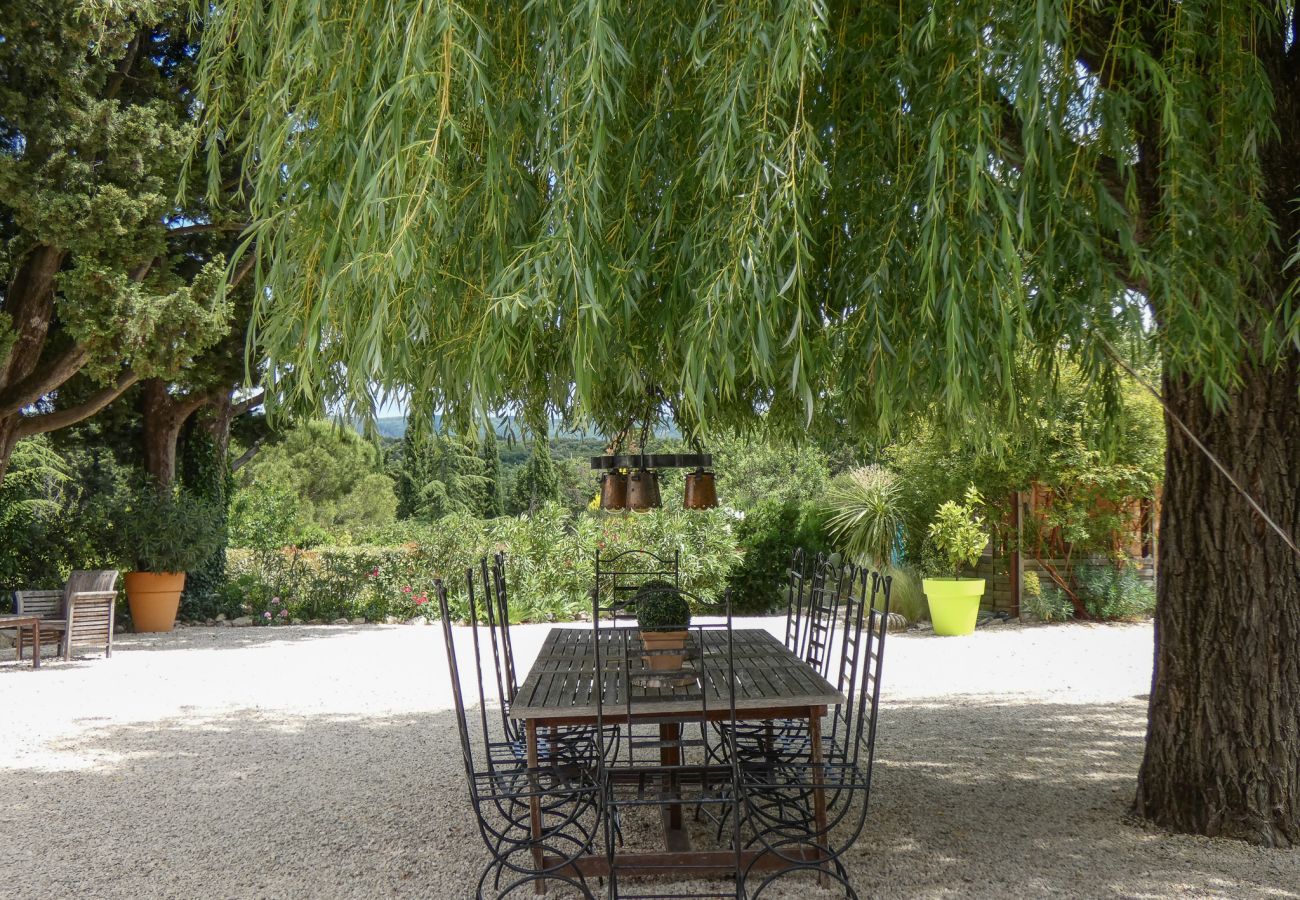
left=634, top=581, right=691, bottom=632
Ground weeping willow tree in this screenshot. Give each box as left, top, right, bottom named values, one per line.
left=194, top=2, right=1300, bottom=843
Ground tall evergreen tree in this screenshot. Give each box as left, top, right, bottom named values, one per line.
left=0, top=2, right=241, bottom=481
left=509, top=436, right=561, bottom=516
left=478, top=427, right=505, bottom=519
left=199, top=2, right=1300, bottom=843
left=394, top=428, right=488, bottom=521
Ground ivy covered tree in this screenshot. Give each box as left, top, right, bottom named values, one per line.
left=0, top=2, right=240, bottom=482
left=198, top=3, right=1300, bottom=843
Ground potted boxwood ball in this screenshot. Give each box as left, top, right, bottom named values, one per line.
left=922, top=485, right=988, bottom=636
left=634, top=580, right=691, bottom=671
left=114, top=481, right=225, bottom=633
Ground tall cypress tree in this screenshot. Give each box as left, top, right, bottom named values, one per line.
left=509, top=435, right=561, bottom=516
left=478, top=427, right=505, bottom=518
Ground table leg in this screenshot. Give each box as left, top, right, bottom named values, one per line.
left=32, top=622, right=40, bottom=670
left=659, top=721, right=689, bottom=852
left=527, top=719, right=545, bottom=895
left=809, top=706, right=827, bottom=886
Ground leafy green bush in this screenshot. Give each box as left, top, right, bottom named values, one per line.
left=109, top=481, right=226, bottom=573
left=926, top=486, right=987, bottom=577
left=1022, top=582, right=1074, bottom=622
left=1075, top=562, right=1156, bottom=620
left=726, top=500, right=832, bottom=613
left=225, top=504, right=742, bottom=624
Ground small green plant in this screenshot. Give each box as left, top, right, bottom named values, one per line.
left=823, top=465, right=904, bottom=567
left=926, top=485, right=987, bottom=578
left=1023, top=583, right=1075, bottom=622
left=1075, top=563, right=1156, bottom=620
left=634, top=581, right=691, bottom=632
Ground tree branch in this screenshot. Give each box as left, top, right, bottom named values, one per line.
left=230, top=436, right=265, bottom=473
left=231, top=389, right=266, bottom=417
left=103, top=29, right=145, bottom=101
left=14, top=370, right=140, bottom=438
left=166, top=222, right=251, bottom=239
left=0, top=345, right=90, bottom=418
left=230, top=255, right=256, bottom=289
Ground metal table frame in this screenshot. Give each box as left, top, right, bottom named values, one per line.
left=511, top=627, right=843, bottom=887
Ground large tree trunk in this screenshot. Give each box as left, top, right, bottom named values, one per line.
left=141, top=378, right=213, bottom=487
left=1133, top=358, right=1300, bottom=846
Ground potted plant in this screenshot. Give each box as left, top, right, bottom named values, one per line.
left=922, top=486, right=988, bottom=636
left=113, top=481, right=225, bottom=633
left=634, top=580, right=691, bottom=671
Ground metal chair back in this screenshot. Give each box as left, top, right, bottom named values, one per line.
left=592, top=547, right=680, bottom=622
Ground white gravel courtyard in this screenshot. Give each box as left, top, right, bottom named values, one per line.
left=2, top=619, right=1296, bottom=898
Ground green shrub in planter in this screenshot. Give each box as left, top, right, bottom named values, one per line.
left=111, top=481, right=226, bottom=573
left=634, top=581, right=691, bottom=632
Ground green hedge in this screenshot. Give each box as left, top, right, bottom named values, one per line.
left=225, top=504, right=753, bottom=624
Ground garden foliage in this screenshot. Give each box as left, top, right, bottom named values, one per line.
left=226, top=504, right=744, bottom=624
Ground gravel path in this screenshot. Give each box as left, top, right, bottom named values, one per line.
left=2, top=620, right=1296, bottom=898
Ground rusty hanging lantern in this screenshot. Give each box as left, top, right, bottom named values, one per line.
left=626, top=469, right=662, bottom=510
left=599, top=471, right=628, bottom=510
left=683, top=468, right=718, bottom=510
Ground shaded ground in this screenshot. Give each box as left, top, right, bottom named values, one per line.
left=2, top=620, right=1295, bottom=898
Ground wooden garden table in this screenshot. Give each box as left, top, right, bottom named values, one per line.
left=511, top=626, right=843, bottom=886
left=0, top=615, right=42, bottom=669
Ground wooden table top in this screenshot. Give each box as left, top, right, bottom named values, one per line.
left=511, top=627, right=843, bottom=722
left=0, top=614, right=42, bottom=625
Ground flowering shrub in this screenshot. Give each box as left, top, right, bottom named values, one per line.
left=225, top=504, right=746, bottom=623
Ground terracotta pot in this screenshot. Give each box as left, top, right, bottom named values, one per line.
left=626, top=469, right=662, bottom=510
left=640, top=630, right=688, bottom=671
left=683, top=469, right=718, bottom=509
left=124, top=571, right=187, bottom=633
left=599, top=471, right=628, bottom=510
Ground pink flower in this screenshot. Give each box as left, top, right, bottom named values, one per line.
left=263, top=611, right=272, bottom=619
left=401, top=586, right=412, bottom=593
left=279, top=609, right=289, bottom=618
left=369, top=568, right=379, bottom=578
left=270, top=597, right=280, bottom=605
left=415, top=596, right=428, bottom=606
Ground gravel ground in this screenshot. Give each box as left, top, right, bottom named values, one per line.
left=2, top=619, right=1296, bottom=899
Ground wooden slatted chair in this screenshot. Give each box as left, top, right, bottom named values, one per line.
left=14, top=569, right=120, bottom=662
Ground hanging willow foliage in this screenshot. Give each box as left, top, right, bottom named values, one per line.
left=192, top=1, right=1298, bottom=437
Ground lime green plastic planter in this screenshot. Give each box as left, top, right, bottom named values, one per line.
left=922, top=578, right=986, bottom=636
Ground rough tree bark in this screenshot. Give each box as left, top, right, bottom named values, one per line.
left=1134, top=357, right=1300, bottom=846
left=141, top=379, right=205, bottom=486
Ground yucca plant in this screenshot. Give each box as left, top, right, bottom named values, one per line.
left=823, top=465, right=903, bottom=568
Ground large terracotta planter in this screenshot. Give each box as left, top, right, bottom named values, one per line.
left=640, top=630, right=688, bottom=671
left=124, top=571, right=187, bottom=633
left=922, top=578, right=986, bottom=636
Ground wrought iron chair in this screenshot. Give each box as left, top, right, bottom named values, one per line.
left=710, top=553, right=848, bottom=768
left=735, top=567, right=891, bottom=898
left=474, top=553, right=616, bottom=767
left=436, top=577, right=603, bottom=898
left=590, top=547, right=680, bottom=622
left=592, top=588, right=745, bottom=898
